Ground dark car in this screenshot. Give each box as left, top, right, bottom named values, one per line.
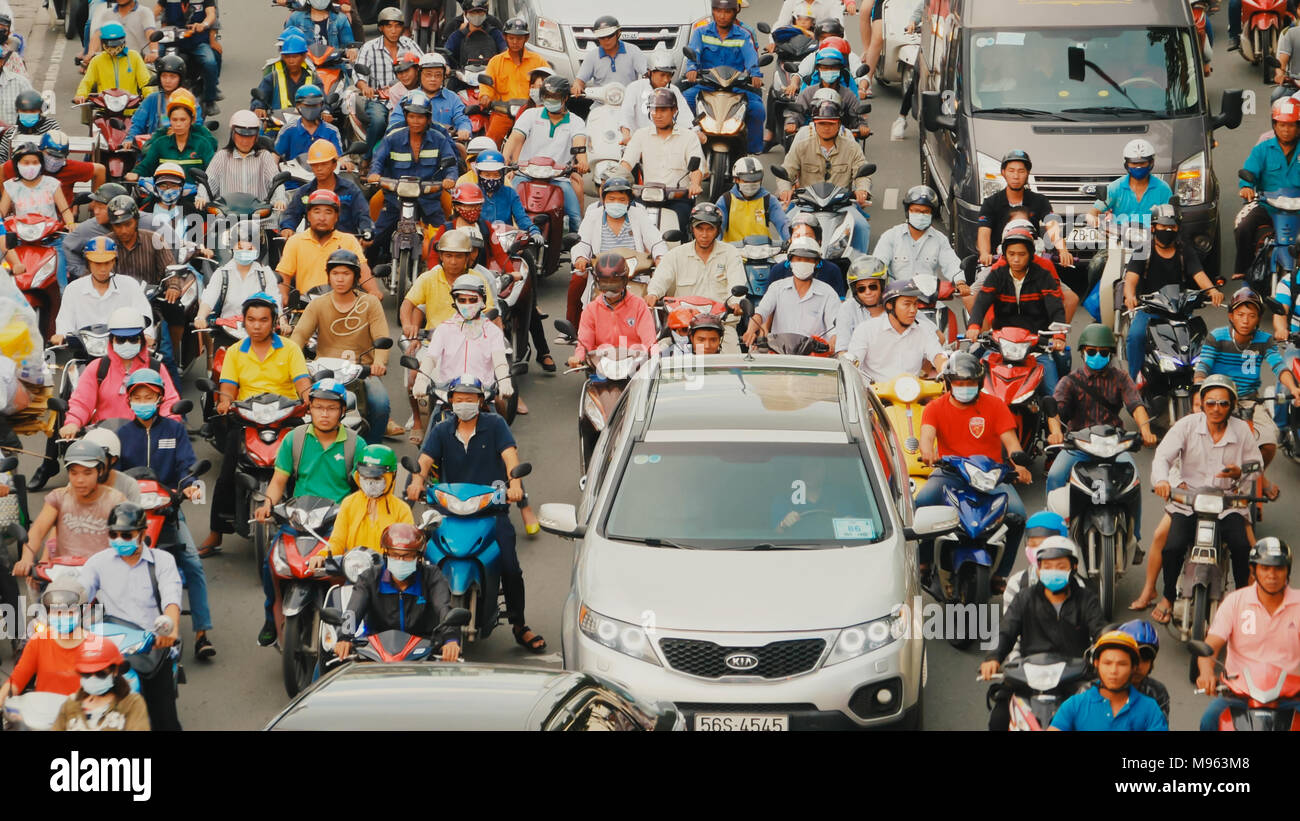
left=264, top=662, right=683, bottom=731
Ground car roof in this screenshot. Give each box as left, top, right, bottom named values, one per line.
left=961, top=0, right=1189, bottom=28
left=644, top=355, right=854, bottom=441
left=265, top=663, right=582, bottom=731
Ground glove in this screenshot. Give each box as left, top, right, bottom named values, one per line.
left=498, top=376, right=514, bottom=398
left=152, top=614, right=175, bottom=636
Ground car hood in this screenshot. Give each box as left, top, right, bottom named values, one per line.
left=579, top=539, right=909, bottom=631
left=971, top=115, right=1204, bottom=175
left=535, top=0, right=703, bottom=25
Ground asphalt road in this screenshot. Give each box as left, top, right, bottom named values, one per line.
left=0, top=1, right=1289, bottom=730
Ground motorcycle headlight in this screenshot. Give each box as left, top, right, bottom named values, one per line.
left=1175, top=151, right=1206, bottom=207
left=33, top=256, right=57, bottom=288
left=582, top=390, right=607, bottom=432
left=1193, top=493, right=1224, bottom=515
left=138, top=491, right=167, bottom=509
left=83, top=333, right=109, bottom=359
left=1156, top=352, right=1182, bottom=373
left=893, top=376, right=921, bottom=404
left=698, top=113, right=719, bottom=132
left=999, top=340, right=1029, bottom=362
left=271, top=543, right=291, bottom=577
left=434, top=488, right=494, bottom=516
left=977, top=152, right=1005, bottom=203
left=823, top=231, right=850, bottom=260
left=965, top=465, right=1000, bottom=493
left=826, top=607, right=906, bottom=666
left=15, top=221, right=44, bottom=242
left=639, top=187, right=665, bottom=203
left=720, top=114, right=744, bottom=134
left=396, top=180, right=421, bottom=199
left=578, top=604, right=660, bottom=666
left=1077, top=434, right=1126, bottom=459
left=536, top=17, right=562, bottom=51
left=106, top=94, right=128, bottom=113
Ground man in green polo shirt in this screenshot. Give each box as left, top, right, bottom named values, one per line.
left=251, top=378, right=359, bottom=645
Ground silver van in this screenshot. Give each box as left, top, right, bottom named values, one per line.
left=916, top=0, right=1243, bottom=274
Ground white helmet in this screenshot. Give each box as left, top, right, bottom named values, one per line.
left=1122, top=138, right=1155, bottom=164
left=787, top=235, right=822, bottom=259
left=1033, top=535, right=1082, bottom=565
left=82, top=427, right=121, bottom=460
left=647, top=44, right=676, bottom=74
left=732, top=155, right=763, bottom=182
left=811, top=87, right=840, bottom=106
left=467, top=136, right=497, bottom=156
left=230, top=109, right=260, bottom=130
left=107, top=306, right=151, bottom=335
left=418, top=52, right=448, bottom=70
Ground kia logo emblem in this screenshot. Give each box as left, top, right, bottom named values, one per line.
left=724, top=652, right=759, bottom=671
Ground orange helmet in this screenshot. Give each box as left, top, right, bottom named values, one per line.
left=667, top=306, right=698, bottom=332
left=306, top=139, right=339, bottom=164
left=452, top=183, right=485, bottom=206
left=1273, top=97, right=1300, bottom=123
left=820, top=36, right=851, bottom=58
left=166, top=88, right=198, bottom=119
left=75, top=638, right=125, bottom=673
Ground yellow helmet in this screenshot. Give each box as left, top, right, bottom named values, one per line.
left=166, top=88, right=197, bottom=119
left=306, top=139, right=339, bottom=165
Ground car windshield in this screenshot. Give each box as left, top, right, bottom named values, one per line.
left=968, top=27, right=1200, bottom=119
left=603, top=442, right=886, bottom=549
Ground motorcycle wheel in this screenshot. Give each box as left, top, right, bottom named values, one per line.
left=579, top=423, right=598, bottom=477
left=1098, top=531, right=1116, bottom=622
left=707, top=150, right=730, bottom=204
left=1189, top=585, right=1210, bottom=683
left=1170, top=393, right=1191, bottom=427
left=252, top=519, right=270, bottom=570
left=396, top=247, right=414, bottom=306
left=947, top=564, right=988, bottom=649
left=1262, top=29, right=1278, bottom=83
left=281, top=607, right=318, bottom=698
left=449, top=592, right=471, bottom=644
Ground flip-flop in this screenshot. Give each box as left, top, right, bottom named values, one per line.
left=408, top=427, right=425, bottom=446
left=1129, top=595, right=1155, bottom=611
left=198, top=544, right=223, bottom=559
left=1151, top=602, right=1172, bottom=624
left=514, top=625, right=547, bottom=653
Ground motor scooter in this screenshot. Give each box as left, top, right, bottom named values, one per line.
left=88, top=616, right=184, bottom=697
left=321, top=609, right=471, bottom=665
left=371, top=172, right=452, bottom=298
left=769, top=162, right=877, bottom=278
left=875, top=0, right=922, bottom=88
left=449, top=65, right=489, bottom=137
left=756, top=22, right=815, bottom=147
left=680, top=49, right=774, bottom=202
left=303, top=337, right=393, bottom=438
left=1239, top=0, right=1294, bottom=82
left=1190, top=640, right=1300, bottom=730
left=977, top=324, right=1069, bottom=459
left=1130, top=284, right=1211, bottom=426
left=403, top=0, right=455, bottom=52
left=1045, top=425, right=1142, bottom=621
left=735, top=235, right=783, bottom=299
left=250, top=84, right=301, bottom=142
left=0, top=691, right=66, bottom=730
left=267, top=494, right=343, bottom=697
left=870, top=374, right=944, bottom=496
left=403, top=455, right=532, bottom=645
left=981, top=653, right=1089, bottom=731
left=911, top=272, right=963, bottom=344
left=148, top=25, right=220, bottom=120
left=631, top=157, right=700, bottom=238
left=514, top=150, right=581, bottom=277
left=655, top=294, right=732, bottom=354
left=554, top=319, right=649, bottom=473
left=1237, top=170, right=1300, bottom=297
left=82, top=88, right=142, bottom=182
left=579, top=83, right=627, bottom=192
left=5, top=214, right=62, bottom=339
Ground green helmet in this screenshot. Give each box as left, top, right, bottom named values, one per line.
left=355, top=444, right=397, bottom=478
left=1077, top=323, right=1117, bottom=351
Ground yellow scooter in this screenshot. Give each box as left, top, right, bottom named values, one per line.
left=871, top=374, right=945, bottom=496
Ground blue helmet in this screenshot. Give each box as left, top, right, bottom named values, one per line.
left=447, top=374, right=486, bottom=397
left=99, top=21, right=126, bottom=42
left=308, top=378, right=347, bottom=406
left=1118, top=619, right=1159, bottom=660
left=39, top=129, right=70, bottom=159
left=295, top=83, right=324, bottom=104
left=475, top=150, right=506, bottom=173
left=241, top=291, right=280, bottom=317
left=1025, top=510, right=1068, bottom=539
left=280, top=33, right=309, bottom=55
left=814, top=46, right=845, bottom=68
left=123, top=368, right=165, bottom=393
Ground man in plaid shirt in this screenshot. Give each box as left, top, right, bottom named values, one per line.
left=353, top=7, right=423, bottom=155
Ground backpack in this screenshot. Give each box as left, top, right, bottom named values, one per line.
left=288, top=425, right=360, bottom=494
left=210, top=265, right=273, bottom=320
left=99, top=353, right=166, bottom=383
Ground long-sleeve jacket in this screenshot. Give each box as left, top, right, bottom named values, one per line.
left=134, top=124, right=218, bottom=183
left=128, top=92, right=204, bottom=140
left=282, top=10, right=355, bottom=49
left=107, top=415, right=198, bottom=490
left=250, top=60, right=321, bottom=112
left=343, top=563, right=457, bottom=646
left=778, top=129, right=869, bottom=194
left=571, top=203, right=668, bottom=265
left=66, top=349, right=182, bottom=428
left=279, top=174, right=373, bottom=235
left=370, top=126, right=459, bottom=216
left=480, top=184, right=542, bottom=239
left=386, top=87, right=471, bottom=135
left=988, top=581, right=1107, bottom=664
left=966, top=262, right=1065, bottom=338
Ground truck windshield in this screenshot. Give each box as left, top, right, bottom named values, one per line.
left=968, top=27, right=1200, bottom=119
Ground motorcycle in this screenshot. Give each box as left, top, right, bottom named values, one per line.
left=876, top=0, right=922, bottom=88
left=1167, top=463, right=1270, bottom=681
left=928, top=454, right=1029, bottom=644
left=1190, top=640, right=1300, bottom=730
left=148, top=25, right=221, bottom=121
left=554, top=319, right=649, bottom=473
left=449, top=64, right=489, bottom=138
left=485, top=224, right=538, bottom=375
left=321, top=606, right=471, bottom=665
left=266, top=494, right=343, bottom=697
left=870, top=374, right=945, bottom=496
left=1237, top=170, right=1300, bottom=297
left=146, top=261, right=208, bottom=379
left=911, top=272, right=963, bottom=344
left=514, top=151, right=581, bottom=278
left=1045, top=425, right=1142, bottom=621
left=6, top=214, right=63, bottom=339
left=404, top=0, right=455, bottom=51
left=631, top=157, right=700, bottom=238
left=88, top=616, right=183, bottom=698
left=654, top=294, right=732, bottom=354
left=769, top=162, right=877, bottom=278
left=1238, top=0, right=1294, bottom=82
left=1192, top=0, right=1214, bottom=65
left=206, top=192, right=277, bottom=266
left=82, top=88, right=142, bottom=183
left=977, top=324, right=1069, bottom=458
left=29, top=326, right=107, bottom=489
left=735, top=235, right=783, bottom=299
left=982, top=653, right=1089, bottom=731
left=1, top=691, right=66, bottom=730
left=250, top=84, right=301, bottom=143
left=372, top=173, right=453, bottom=299
left=1131, top=284, right=1210, bottom=426
left=579, top=83, right=628, bottom=192
left=193, top=317, right=248, bottom=420
left=1279, top=330, right=1300, bottom=463
left=477, top=73, right=529, bottom=148
left=756, top=22, right=816, bottom=151
left=303, top=336, right=394, bottom=438
left=127, top=456, right=208, bottom=555
left=403, top=455, right=532, bottom=645
left=680, top=49, right=774, bottom=202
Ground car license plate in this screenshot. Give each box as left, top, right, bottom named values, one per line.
left=694, top=713, right=789, bottom=731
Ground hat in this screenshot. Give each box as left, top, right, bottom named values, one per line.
left=107, top=306, right=150, bottom=336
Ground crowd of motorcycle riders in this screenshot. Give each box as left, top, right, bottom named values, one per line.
left=0, top=0, right=1293, bottom=732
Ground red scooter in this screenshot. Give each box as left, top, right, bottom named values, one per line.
left=128, top=454, right=209, bottom=556
left=514, top=152, right=580, bottom=278
left=1191, top=641, right=1300, bottom=731
left=1240, top=0, right=1295, bottom=81
left=911, top=272, right=963, bottom=345
left=406, top=0, right=453, bottom=51
left=5, top=214, right=62, bottom=339
left=977, top=325, right=1065, bottom=458
left=451, top=65, right=489, bottom=137
left=84, top=88, right=142, bottom=183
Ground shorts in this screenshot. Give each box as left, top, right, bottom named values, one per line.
left=871, top=0, right=884, bottom=22
left=1251, top=402, right=1280, bottom=447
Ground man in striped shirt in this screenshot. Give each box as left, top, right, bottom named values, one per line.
left=353, top=7, right=423, bottom=155
left=1194, top=287, right=1300, bottom=492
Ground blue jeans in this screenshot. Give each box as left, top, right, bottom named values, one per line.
left=511, top=175, right=580, bottom=233
left=261, top=550, right=275, bottom=624
left=165, top=513, right=213, bottom=633
left=1200, top=696, right=1300, bottom=730
left=1047, top=450, right=1142, bottom=538
left=363, top=99, right=390, bottom=155
left=155, top=317, right=182, bottom=388
left=1036, top=351, right=1063, bottom=395
left=1229, top=0, right=1241, bottom=39
left=54, top=234, right=67, bottom=288
left=914, top=470, right=1026, bottom=578
left=180, top=42, right=221, bottom=104
left=683, top=85, right=766, bottom=154
left=361, top=375, right=390, bottom=446
left=1126, top=308, right=1153, bottom=380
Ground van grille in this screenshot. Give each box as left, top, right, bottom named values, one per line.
left=571, top=26, right=682, bottom=55
left=1032, top=173, right=1175, bottom=209
left=659, top=638, right=826, bottom=679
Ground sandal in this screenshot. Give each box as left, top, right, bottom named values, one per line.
left=1129, top=589, right=1156, bottom=610
left=539, top=354, right=557, bottom=373
left=513, top=625, right=547, bottom=653
left=408, top=426, right=425, bottom=446
left=198, top=538, right=223, bottom=559
left=1151, top=600, right=1172, bottom=624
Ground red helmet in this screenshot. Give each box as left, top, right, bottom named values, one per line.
left=452, top=183, right=485, bottom=206
left=381, top=522, right=425, bottom=554
left=1274, top=97, right=1300, bottom=123
left=306, top=189, right=341, bottom=210
left=820, top=36, right=851, bottom=58
left=593, top=252, right=630, bottom=281
left=75, top=638, right=125, bottom=673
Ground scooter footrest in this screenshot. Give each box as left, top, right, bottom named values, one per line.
left=176, top=665, right=187, bottom=685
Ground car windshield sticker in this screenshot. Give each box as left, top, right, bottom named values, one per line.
left=995, top=32, right=1024, bottom=46
left=833, top=518, right=875, bottom=540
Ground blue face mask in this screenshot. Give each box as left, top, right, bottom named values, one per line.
left=131, top=401, right=158, bottom=420
left=1128, top=164, right=1151, bottom=180
left=388, top=557, right=417, bottom=580
left=1040, top=568, right=1071, bottom=592
left=110, top=538, right=139, bottom=558
left=81, top=673, right=115, bottom=696
left=605, top=201, right=628, bottom=219
left=18, top=112, right=38, bottom=128
left=157, top=186, right=182, bottom=205
left=543, top=99, right=563, bottom=114
left=52, top=612, right=80, bottom=634
left=952, top=385, right=980, bottom=403
left=1085, top=352, right=1111, bottom=371
left=233, top=248, right=259, bottom=266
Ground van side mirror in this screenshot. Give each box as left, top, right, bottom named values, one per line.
left=1213, top=88, right=1244, bottom=131
left=920, top=91, right=955, bottom=133
left=1068, top=45, right=1086, bottom=83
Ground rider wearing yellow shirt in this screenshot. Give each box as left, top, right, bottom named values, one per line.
left=309, top=444, right=413, bottom=570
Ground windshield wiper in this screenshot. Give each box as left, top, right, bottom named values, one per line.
left=974, top=107, right=1080, bottom=122
left=642, top=537, right=703, bottom=550
left=1061, top=105, right=1169, bottom=118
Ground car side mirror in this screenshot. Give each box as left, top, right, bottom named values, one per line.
left=190, top=459, right=212, bottom=478
left=921, top=91, right=956, bottom=133
left=1213, top=88, right=1244, bottom=131
left=903, top=506, right=960, bottom=541
left=855, top=64, right=870, bottom=78
left=150, top=30, right=165, bottom=43
left=195, top=378, right=216, bottom=394
left=0, top=455, right=16, bottom=473
left=236, top=472, right=259, bottom=492
left=731, top=284, right=748, bottom=298
left=353, top=63, right=370, bottom=77
left=1011, top=451, right=1033, bottom=467
left=538, top=502, right=585, bottom=539
left=345, top=140, right=367, bottom=157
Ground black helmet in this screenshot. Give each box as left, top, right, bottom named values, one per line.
left=463, top=0, right=490, bottom=10
left=711, top=0, right=740, bottom=9
left=503, top=16, right=529, bottom=35
left=647, top=87, right=677, bottom=110
left=540, top=74, right=571, bottom=101
left=91, top=182, right=128, bottom=204
left=326, top=248, right=362, bottom=279
left=601, top=174, right=632, bottom=197
left=107, top=502, right=147, bottom=533
left=813, top=18, right=844, bottom=37
left=10, top=140, right=41, bottom=165
left=944, top=351, right=984, bottom=384
left=14, top=89, right=41, bottom=113
left=156, top=53, right=186, bottom=77
left=1229, top=287, right=1265, bottom=315
left=688, top=312, right=725, bottom=337
left=1250, top=536, right=1292, bottom=571
left=689, top=201, right=724, bottom=230
left=593, top=252, right=630, bottom=282
left=106, top=194, right=139, bottom=225
left=901, top=184, right=940, bottom=218
left=592, top=15, right=620, bottom=39
left=1000, top=149, right=1032, bottom=171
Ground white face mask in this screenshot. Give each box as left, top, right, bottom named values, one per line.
left=17, top=163, right=40, bottom=181
left=737, top=182, right=760, bottom=198
left=360, top=477, right=387, bottom=498
left=309, top=0, right=332, bottom=9
left=453, top=401, right=479, bottom=421
left=907, top=212, right=932, bottom=231
left=467, top=11, right=486, bottom=25
left=112, top=339, right=141, bottom=360
left=791, top=260, right=816, bottom=280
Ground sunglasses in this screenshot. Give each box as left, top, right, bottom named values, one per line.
left=455, top=297, right=482, bottom=305
left=1202, top=399, right=1232, bottom=408
left=854, top=282, right=882, bottom=293
left=1081, top=348, right=1111, bottom=357
left=107, top=530, right=138, bottom=540
left=84, top=668, right=114, bottom=679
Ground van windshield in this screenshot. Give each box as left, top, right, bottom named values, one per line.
left=967, top=27, right=1200, bottom=119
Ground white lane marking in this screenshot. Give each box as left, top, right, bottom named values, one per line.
left=42, top=36, right=65, bottom=97
left=529, top=652, right=565, bottom=665
left=882, top=187, right=898, bottom=210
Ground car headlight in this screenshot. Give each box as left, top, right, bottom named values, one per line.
left=977, top=152, right=1005, bottom=203
left=1175, top=151, right=1206, bottom=207
left=826, top=607, right=906, bottom=666
left=1193, top=493, right=1224, bottom=515
left=578, top=604, right=660, bottom=666
left=582, top=390, right=607, bottom=432
left=536, top=17, right=562, bottom=51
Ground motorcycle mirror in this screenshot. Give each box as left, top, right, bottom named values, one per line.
left=687, top=155, right=701, bottom=172
left=400, top=455, right=420, bottom=474
left=510, top=462, right=532, bottom=479
left=511, top=361, right=528, bottom=376
left=353, top=63, right=370, bottom=77
left=855, top=163, right=877, bottom=178
left=1238, top=168, right=1256, bottom=185
left=443, top=607, right=472, bottom=628
left=1267, top=296, right=1288, bottom=314
left=326, top=91, right=340, bottom=107
left=482, top=307, right=500, bottom=322
left=171, top=399, right=193, bottom=416
left=314, top=369, right=335, bottom=380
left=0, top=455, right=15, bottom=473
left=781, top=61, right=798, bottom=73
left=1010, top=451, right=1032, bottom=467
left=47, top=397, right=68, bottom=413
left=195, top=378, right=216, bottom=394
left=682, top=47, right=698, bottom=62
left=731, top=284, right=749, bottom=298
left=400, top=354, right=421, bottom=370
left=1187, top=639, right=1215, bottom=658
left=855, top=64, right=871, bottom=78
left=662, top=229, right=682, bottom=243
left=372, top=337, right=394, bottom=350
left=1067, top=45, right=1086, bottom=83
left=561, top=232, right=581, bottom=251
left=478, top=73, right=493, bottom=87
left=373, top=262, right=392, bottom=279
left=319, top=607, right=344, bottom=627
left=769, top=164, right=790, bottom=181
left=553, top=319, right=577, bottom=339
left=497, top=274, right=513, bottom=294
left=150, top=30, right=165, bottom=42
left=190, top=459, right=212, bottom=478
left=236, top=472, right=258, bottom=492
left=758, top=53, right=774, bottom=67
left=1243, top=460, right=1262, bottom=474
left=756, top=21, right=771, bottom=34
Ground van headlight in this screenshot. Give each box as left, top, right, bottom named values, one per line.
left=1176, top=152, right=1206, bottom=207
left=826, top=607, right=906, bottom=666
left=579, top=604, right=660, bottom=665
left=536, top=17, right=562, bottom=51
left=977, top=152, right=1005, bottom=202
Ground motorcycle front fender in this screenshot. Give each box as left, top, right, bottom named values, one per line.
left=1086, top=506, right=1122, bottom=538
left=952, top=545, right=993, bottom=571
left=1180, top=557, right=1225, bottom=600
left=440, top=557, right=485, bottom=598
left=281, top=581, right=313, bottom=618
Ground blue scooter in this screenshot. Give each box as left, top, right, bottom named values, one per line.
left=927, top=455, right=1025, bottom=647
left=88, top=616, right=184, bottom=696
left=403, top=457, right=532, bottom=645
left=1237, top=169, right=1300, bottom=297
left=736, top=235, right=783, bottom=299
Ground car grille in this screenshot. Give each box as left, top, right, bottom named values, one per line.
left=571, top=26, right=682, bottom=55
left=1031, top=173, right=1174, bottom=210
left=659, top=637, right=826, bottom=679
